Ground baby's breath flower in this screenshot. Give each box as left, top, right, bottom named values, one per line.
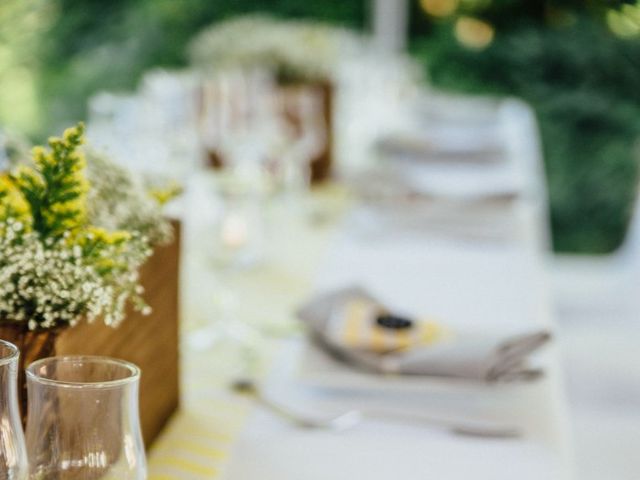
left=85, top=149, right=174, bottom=246
left=188, top=15, right=366, bottom=82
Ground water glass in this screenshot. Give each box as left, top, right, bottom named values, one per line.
left=0, top=339, right=28, bottom=480
left=25, top=356, right=146, bottom=479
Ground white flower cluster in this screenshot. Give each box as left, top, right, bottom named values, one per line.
left=0, top=218, right=152, bottom=330
left=93, top=233, right=152, bottom=327
left=188, top=15, right=367, bottom=82
left=86, top=149, right=173, bottom=246
left=0, top=220, right=111, bottom=329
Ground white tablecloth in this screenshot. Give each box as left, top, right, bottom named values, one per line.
left=223, top=205, right=573, bottom=480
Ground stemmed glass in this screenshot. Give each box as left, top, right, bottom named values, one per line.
left=184, top=167, right=266, bottom=360
left=278, top=84, right=327, bottom=195
left=0, top=339, right=28, bottom=480
left=25, top=356, right=146, bottom=480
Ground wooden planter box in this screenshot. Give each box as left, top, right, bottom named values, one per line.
left=55, top=220, right=181, bottom=447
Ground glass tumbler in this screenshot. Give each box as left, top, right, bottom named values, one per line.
left=25, top=356, right=146, bottom=480
left=0, top=339, right=28, bottom=480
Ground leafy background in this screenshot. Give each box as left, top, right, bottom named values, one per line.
left=0, top=0, right=638, bottom=253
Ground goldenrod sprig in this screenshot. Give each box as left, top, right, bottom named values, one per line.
left=11, top=123, right=88, bottom=239
left=0, top=123, right=154, bottom=329
left=0, top=173, right=30, bottom=226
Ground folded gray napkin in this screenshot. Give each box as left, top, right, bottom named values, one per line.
left=297, top=287, right=551, bottom=383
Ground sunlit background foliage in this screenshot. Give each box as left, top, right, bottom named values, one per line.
left=1, top=0, right=639, bottom=253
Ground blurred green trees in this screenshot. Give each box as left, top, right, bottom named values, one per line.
left=33, top=0, right=366, bottom=139
left=2, top=0, right=639, bottom=252
left=411, top=1, right=640, bottom=253
left=0, top=1, right=52, bottom=133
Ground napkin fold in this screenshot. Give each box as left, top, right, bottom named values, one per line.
left=297, top=287, right=551, bottom=383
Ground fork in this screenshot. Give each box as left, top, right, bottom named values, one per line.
left=231, top=379, right=522, bottom=438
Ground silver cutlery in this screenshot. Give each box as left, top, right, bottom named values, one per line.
left=232, top=379, right=361, bottom=431
left=232, top=379, right=522, bottom=438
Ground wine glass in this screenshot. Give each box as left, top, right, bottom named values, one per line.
left=0, top=339, right=28, bottom=480
left=25, top=356, right=146, bottom=480
left=275, top=84, right=328, bottom=221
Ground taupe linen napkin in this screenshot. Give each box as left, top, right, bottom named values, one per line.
left=297, top=286, right=551, bottom=383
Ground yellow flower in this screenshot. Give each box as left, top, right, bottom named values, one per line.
left=86, top=226, right=132, bottom=245
left=95, top=257, right=117, bottom=271
left=11, top=165, right=45, bottom=193
left=62, top=124, right=85, bottom=145
left=45, top=199, right=86, bottom=230
left=47, top=123, right=85, bottom=151
left=77, top=226, right=134, bottom=275
left=0, top=173, right=31, bottom=225
left=68, top=151, right=87, bottom=173
left=31, top=146, right=50, bottom=168
left=148, top=182, right=183, bottom=206
left=15, top=122, right=90, bottom=238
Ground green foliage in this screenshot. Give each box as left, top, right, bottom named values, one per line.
left=35, top=0, right=366, bottom=139
left=412, top=15, right=640, bottom=253
left=15, top=1, right=639, bottom=252
left=11, top=123, right=88, bottom=238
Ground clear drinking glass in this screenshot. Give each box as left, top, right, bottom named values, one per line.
left=25, top=356, right=146, bottom=480
left=0, top=339, right=28, bottom=480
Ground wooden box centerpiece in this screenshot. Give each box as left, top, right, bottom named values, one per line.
left=0, top=124, right=181, bottom=447
left=56, top=220, right=181, bottom=446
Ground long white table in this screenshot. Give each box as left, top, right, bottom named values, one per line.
left=222, top=202, right=574, bottom=480
left=146, top=97, right=573, bottom=479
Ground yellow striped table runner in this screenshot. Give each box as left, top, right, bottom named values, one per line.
left=148, top=397, right=248, bottom=479
left=148, top=186, right=349, bottom=479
